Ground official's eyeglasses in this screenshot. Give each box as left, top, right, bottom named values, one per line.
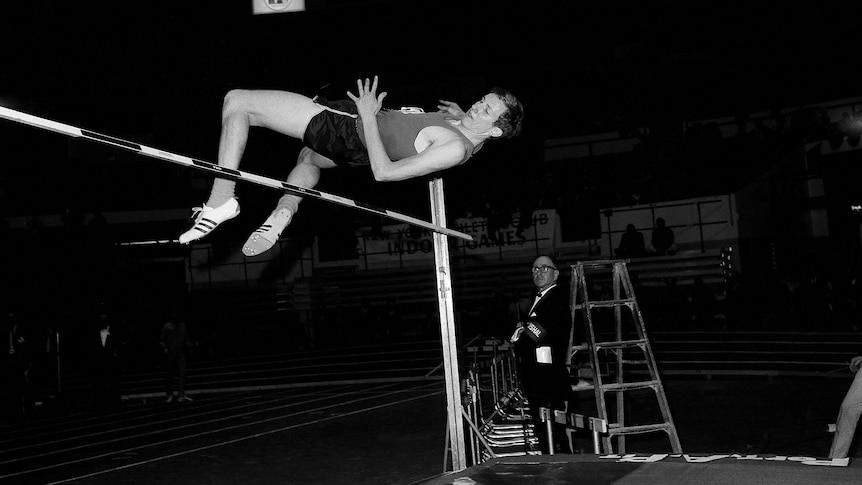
left=532, top=265, right=556, bottom=274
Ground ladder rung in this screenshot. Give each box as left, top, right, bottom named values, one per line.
left=595, top=339, right=647, bottom=349
left=599, top=380, right=659, bottom=391
left=583, top=299, right=636, bottom=308
left=577, top=260, right=622, bottom=268
left=608, top=423, right=674, bottom=435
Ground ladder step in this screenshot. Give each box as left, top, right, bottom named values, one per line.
left=594, top=338, right=647, bottom=349
left=582, top=299, right=636, bottom=308
left=577, top=260, right=622, bottom=268
left=609, top=423, right=675, bottom=435
left=599, top=380, right=659, bottom=391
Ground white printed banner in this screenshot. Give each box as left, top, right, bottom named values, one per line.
left=355, top=209, right=557, bottom=264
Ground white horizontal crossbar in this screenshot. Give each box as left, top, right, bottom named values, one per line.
left=0, top=105, right=473, bottom=241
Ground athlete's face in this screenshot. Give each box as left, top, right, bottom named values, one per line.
left=462, top=93, right=507, bottom=137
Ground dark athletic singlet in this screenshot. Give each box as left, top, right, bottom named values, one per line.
left=303, top=98, right=476, bottom=168
left=357, top=110, right=476, bottom=163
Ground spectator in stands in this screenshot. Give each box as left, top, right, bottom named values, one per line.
left=829, top=354, right=862, bottom=464
left=510, top=255, right=575, bottom=454
left=615, top=224, right=647, bottom=258
left=160, top=311, right=192, bottom=403
left=648, top=217, right=676, bottom=256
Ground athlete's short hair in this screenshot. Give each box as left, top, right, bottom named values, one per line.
left=490, top=87, right=524, bottom=138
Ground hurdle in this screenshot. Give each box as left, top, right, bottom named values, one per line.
left=0, top=104, right=473, bottom=471
left=540, top=408, right=608, bottom=455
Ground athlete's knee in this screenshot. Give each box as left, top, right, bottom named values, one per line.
left=296, top=147, right=317, bottom=167
left=296, top=147, right=336, bottom=170
left=222, top=89, right=252, bottom=118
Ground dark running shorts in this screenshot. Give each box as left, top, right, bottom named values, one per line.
left=303, top=97, right=370, bottom=168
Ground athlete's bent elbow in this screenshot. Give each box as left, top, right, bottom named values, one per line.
left=372, top=171, right=397, bottom=182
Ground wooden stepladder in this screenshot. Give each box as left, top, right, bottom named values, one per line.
left=570, top=260, right=682, bottom=454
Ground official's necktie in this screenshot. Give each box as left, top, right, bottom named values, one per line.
left=529, top=292, right=542, bottom=315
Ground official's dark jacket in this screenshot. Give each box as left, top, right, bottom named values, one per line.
left=513, top=284, right=573, bottom=401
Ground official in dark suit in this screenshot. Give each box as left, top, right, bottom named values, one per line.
left=93, top=313, right=121, bottom=411
left=511, top=255, right=573, bottom=454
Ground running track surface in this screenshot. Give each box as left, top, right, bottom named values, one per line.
left=0, top=382, right=449, bottom=485
left=2, top=336, right=859, bottom=485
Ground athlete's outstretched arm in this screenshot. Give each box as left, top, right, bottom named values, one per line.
left=349, top=76, right=466, bottom=182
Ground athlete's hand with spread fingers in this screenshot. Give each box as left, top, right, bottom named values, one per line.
left=347, top=76, right=387, bottom=121
left=437, top=100, right=465, bottom=117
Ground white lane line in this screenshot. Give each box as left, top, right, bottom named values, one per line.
left=0, top=385, right=440, bottom=481
left=0, top=387, right=339, bottom=449
left=0, top=383, right=403, bottom=465
left=44, top=391, right=443, bottom=485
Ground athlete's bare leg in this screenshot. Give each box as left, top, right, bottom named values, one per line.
left=277, top=147, right=337, bottom=213
left=242, top=147, right=337, bottom=256
left=180, top=89, right=327, bottom=244
left=207, top=89, right=325, bottom=207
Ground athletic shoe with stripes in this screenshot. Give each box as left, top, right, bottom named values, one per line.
left=178, top=198, right=240, bottom=244
left=242, top=208, right=292, bottom=256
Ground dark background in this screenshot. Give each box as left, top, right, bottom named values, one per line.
left=1, top=1, right=860, bottom=218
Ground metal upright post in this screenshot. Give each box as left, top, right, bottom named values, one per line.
left=56, top=331, right=62, bottom=394
left=429, top=178, right=467, bottom=471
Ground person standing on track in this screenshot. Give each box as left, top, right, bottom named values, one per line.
left=829, top=354, right=862, bottom=463
left=511, top=255, right=574, bottom=454
left=161, top=312, right=193, bottom=403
